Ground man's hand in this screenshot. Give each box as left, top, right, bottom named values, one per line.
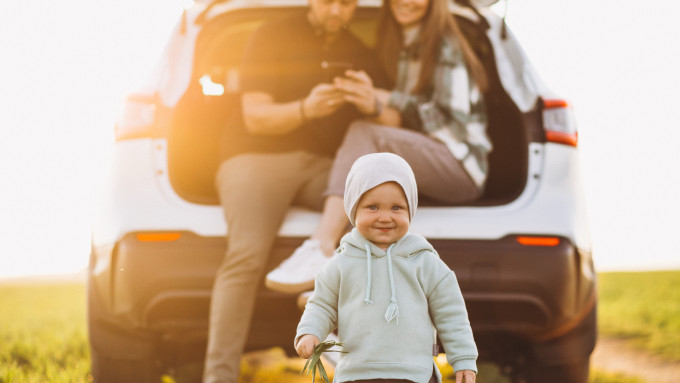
left=304, top=84, right=346, bottom=120
left=295, top=334, right=320, bottom=359
left=241, top=83, right=344, bottom=135
left=455, top=370, right=476, bottom=383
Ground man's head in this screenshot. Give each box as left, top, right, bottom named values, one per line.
left=308, top=0, right=358, bottom=37
left=344, top=153, right=418, bottom=227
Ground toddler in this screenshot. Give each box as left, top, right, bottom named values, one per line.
left=295, top=153, right=477, bottom=383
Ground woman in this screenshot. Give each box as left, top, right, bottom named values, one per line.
left=265, top=0, right=491, bottom=294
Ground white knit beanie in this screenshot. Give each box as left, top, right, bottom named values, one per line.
left=344, top=153, right=418, bottom=227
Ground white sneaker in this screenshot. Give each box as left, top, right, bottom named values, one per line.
left=265, top=239, right=330, bottom=293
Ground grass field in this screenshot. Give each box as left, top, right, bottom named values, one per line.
left=1, top=271, right=677, bottom=382
left=597, top=271, right=680, bottom=362
left=0, top=283, right=89, bottom=382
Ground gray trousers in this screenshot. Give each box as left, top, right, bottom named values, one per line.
left=326, top=120, right=481, bottom=204
left=203, top=151, right=332, bottom=383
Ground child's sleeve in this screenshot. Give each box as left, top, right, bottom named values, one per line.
left=295, top=260, right=340, bottom=345
left=428, top=262, right=478, bottom=373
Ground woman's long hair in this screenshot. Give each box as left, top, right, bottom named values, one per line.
left=376, top=0, right=488, bottom=94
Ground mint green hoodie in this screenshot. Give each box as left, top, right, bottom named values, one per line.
left=296, top=229, right=478, bottom=382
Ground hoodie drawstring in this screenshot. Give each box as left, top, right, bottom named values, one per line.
left=364, top=244, right=373, bottom=304
left=384, top=243, right=399, bottom=324
left=363, top=243, right=399, bottom=324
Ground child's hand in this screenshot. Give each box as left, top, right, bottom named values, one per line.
left=455, top=370, right=476, bottom=383
left=295, top=334, right=320, bottom=359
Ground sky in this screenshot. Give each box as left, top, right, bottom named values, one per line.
left=1, top=0, right=679, bottom=278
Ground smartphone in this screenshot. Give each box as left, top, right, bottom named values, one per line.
left=322, top=61, right=353, bottom=81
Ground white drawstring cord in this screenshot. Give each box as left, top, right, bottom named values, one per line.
left=364, top=244, right=373, bottom=304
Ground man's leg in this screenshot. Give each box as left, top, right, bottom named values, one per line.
left=203, top=152, right=328, bottom=383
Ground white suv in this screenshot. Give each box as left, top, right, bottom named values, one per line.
left=88, top=0, right=596, bottom=382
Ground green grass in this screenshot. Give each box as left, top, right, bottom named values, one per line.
left=0, top=283, right=90, bottom=383
left=588, top=370, right=645, bottom=383
left=2, top=271, right=679, bottom=382
left=597, top=270, right=680, bottom=362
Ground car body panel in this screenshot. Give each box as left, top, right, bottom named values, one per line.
left=93, top=141, right=590, bottom=249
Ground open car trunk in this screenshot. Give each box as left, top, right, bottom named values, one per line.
left=167, top=7, right=533, bottom=207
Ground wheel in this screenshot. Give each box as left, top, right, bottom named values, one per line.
left=87, top=313, right=161, bottom=383
left=521, top=358, right=590, bottom=383
left=90, top=347, right=159, bottom=383
left=88, top=275, right=160, bottom=382
left=519, top=305, right=597, bottom=383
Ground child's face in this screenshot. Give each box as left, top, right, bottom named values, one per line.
left=354, top=182, right=410, bottom=249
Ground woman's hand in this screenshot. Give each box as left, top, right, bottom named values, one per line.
left=334, top=70, right=380, bottom=116
left=455, top=370, right=476, bottom=383
left=295, top=334, right=320, bottom=359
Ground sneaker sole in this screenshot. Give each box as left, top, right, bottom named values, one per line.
left=264, top=278, right=315, bottom=294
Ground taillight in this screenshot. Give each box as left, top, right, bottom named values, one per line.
left=115, top=93, right=158, bottom=141
left=136, top=232, right=182, bottom=242
left=542, top=98, right=578, bottom=147
left=516, top=236, right=561, bottom=247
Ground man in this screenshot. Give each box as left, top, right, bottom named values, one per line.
left=203, top=0, right=385, bottom=381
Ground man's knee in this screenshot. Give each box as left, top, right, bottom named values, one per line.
left=215, top=155, right=270, bottom=197
left=216, top=248, right=270, bottom=282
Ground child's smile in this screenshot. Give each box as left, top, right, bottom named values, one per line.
left=354, top=182, right=410, bottom=249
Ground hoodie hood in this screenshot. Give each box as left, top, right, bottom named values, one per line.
left=344, top=153, right=418, bottom=227
left=340, top=228, right=434, bottom=259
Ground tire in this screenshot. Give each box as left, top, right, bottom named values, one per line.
left=90, top=347, right=159, bottom=383
left=518, top=305, right=597, bottom=383
left=88, top=275, right=160, bottom=383
left=521, top=358, right=590, bottom=383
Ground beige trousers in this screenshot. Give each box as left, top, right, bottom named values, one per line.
left=203, top=151, right=332, bottom=383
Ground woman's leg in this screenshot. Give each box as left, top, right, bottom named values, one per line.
left=264, top=194, right=347, bottom=293
left=310, top=195, right=348, bottom=256
left=266, top=121, right=481, bottom=294
left=326, top=120, right=481, bottom=204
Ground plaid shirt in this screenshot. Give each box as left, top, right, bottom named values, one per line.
left=387, top=37, right=491, bottom=190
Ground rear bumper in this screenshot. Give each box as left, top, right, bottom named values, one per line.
left=88, top=231, right=596, bottom=353
left=430, top=236, right=596, bottom=340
